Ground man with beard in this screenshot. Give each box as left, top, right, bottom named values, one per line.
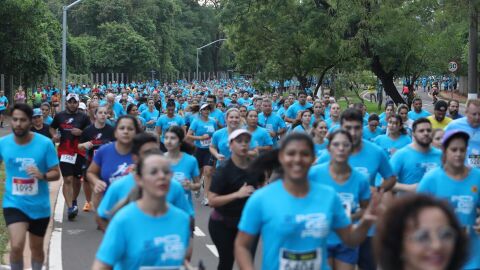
left=448, top=99, right=463, bottom=119
left=408, top=97, right=431, bottom=121
left=427, top=100, right=452, bottom=129
left=50, top=93, right=90, bottom=220
left=391, top=118, right=442, bottom=193
left=0, top=103, right=60, bottom=270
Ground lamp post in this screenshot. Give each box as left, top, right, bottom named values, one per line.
left=61, top=0, right=84, bottom=111
left=196, top=39, right=227, bottom=81
left=468, top=0, right=478, bottom=99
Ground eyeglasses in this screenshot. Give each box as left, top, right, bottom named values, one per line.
left=408, top=227, right=457, bottom=247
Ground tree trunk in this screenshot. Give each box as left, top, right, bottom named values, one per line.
left=298, top=75, right=308, bottom=92
left=370, top=56, right=405, bottom=105
left=314, top=64, right=335, bottom=97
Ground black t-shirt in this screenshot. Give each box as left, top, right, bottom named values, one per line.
left=31, top=124, right=52, bottom=139
left=50, top=111, right=91, bottom=155
left=80, top=124, right=115, bottom=162
left=209, top=159, right=259, bottom=217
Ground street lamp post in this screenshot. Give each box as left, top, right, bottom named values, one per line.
left=61, top=0, right=84, bottom=111
left=468, top=0, right=478, bottom=99
left=196, top=39, right=227, bottom=81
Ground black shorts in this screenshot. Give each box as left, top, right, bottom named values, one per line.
left=59, top=154, right=85, bottom=178
left=3, top=208, right=50, bottom=237
left=194, top=148, right=215, bottom=168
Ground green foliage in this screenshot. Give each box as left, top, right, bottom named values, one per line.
left=0, top=0, right=60, bottom=83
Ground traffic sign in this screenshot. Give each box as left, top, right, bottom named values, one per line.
left=448, top=61, right=459, bottom=73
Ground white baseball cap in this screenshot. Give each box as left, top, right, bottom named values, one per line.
left=228, top=129, right=251, bottom=143
left=79, top=102, right=87, bottom=110
left=66, top=93, right=79, bottom=102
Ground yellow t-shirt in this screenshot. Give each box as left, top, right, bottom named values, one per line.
left=427, top=115, right=452, bottom=129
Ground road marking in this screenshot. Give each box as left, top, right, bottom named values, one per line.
left=49, top=183, right=64, bottom=270
left=194, top=226, right=206, bottom=237
left=206, top=244, right=219, bottom=257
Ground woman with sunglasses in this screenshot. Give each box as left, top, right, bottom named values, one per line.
left=308, top=130, right=371, bottom=270
left=417, top=130, right=480, bottom=269
left=375, top=194, right=467, bottom=270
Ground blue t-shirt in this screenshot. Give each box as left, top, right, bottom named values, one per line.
left=97, top=173, right=193, bottom=219
left=209, top=109, right=225, bottom=127
left=189, top=118, right=217, bottom=149
left=155, top=115, right=185, bottom=142
left=238, top=180, right=351, bottom=270
left=362, top=126, right=383, bottom=142
left=93, top=143, right=134, bottom=186
left=258, top=112, right=286, bottom=147
left=44, top=116, right=53, bottom=125
left=140, top=109, right=160, bottom=129
left=211, top=128, right=255, bottom=167
left=308, top=162, right=371, bottom=245
left=0, top=96, right=8, bottom=110
left=317, top=139, right=394, bottom=186
left=286, top=102, right=313, bottom=119
left=96, top=202, right=191, bottom=269
left=0, top=133, right=59, bottom=219
left=373, top=134, right=412, bottom=158
left=112, top=102, right=125, bottom=118
left=445, top=117, right=480, bottom=169
left=292, top=124, right=310, bottom=134
left=417, top=168, right=480, bottom=269
left=314, top=141, right=329, bottom=157
left=390, top=145, right=441, bottom=185
left=250, top=127, right=273, bottom=149
left=170, top=153, right=200, bottom=210
left=408, top=109, right=431, bottom=121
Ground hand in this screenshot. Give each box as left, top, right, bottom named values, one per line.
left=93, top=180, right=107, bottom=194
left=236, top=183, right=255, bottom=199
left=71, top=128, right=82, bottom=136
left=363, top=189, right=384, bottom=222
left=147, top=120, right=155, bottom=125
left=200, top=134, right=210, bottom=140
left=269, top=130, right=276, bottom=138
left=26, top=165, right=43, bottom=180
left=248, top=149, right=259, bottom=158
left=216, top=154, right=225, bottom=161
left=83, top=141, right=94, bottom=150
left=474, top=209, right=480, bottom=234
left=53, top=134, right=60, bottom=143
left=181, top=180, right=192, bottom=191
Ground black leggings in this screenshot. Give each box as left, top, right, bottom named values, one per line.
left=208, top=216, right=257, bottom=270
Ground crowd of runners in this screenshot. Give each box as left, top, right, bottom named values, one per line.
left=0, top=78, right=479, bottom=270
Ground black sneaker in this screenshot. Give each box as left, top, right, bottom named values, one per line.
left=67, top=205, right=79, bottom=221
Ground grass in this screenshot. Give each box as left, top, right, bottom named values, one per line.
left=0, top=163, right=7, bottom=262
left=336, top=91, right=383, bottom=115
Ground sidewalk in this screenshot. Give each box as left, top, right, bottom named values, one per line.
left=1, top=180, right=62, bottom=269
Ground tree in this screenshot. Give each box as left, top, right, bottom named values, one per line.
left=220, top=0, right=342, bottom=90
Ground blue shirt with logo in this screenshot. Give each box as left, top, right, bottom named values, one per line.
left=238, top=180, right=350, bottom=270
left=155, top=115, right=185, bottom=142
left=390, top=146, right=441, bottom=185
left=189, top=118, right=217, bottom=149
left=445, top=117, right=480, bottom=168
left=93, top=143, right=134, bottom=186
left=170, top=153, right=200, bottom=211
left=96, top=202, right=191, bottom=269
left=0, top=133, right=59, bottom=219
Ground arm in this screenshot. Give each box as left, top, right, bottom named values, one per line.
left=350, top=200, right=368, bottom=222
left=208, top=183, right=254, bottom=208
left=26, top=165, right=60, bottom=182
left=379, top=175, right=396, bottom=192
left=182, top=176, right=201, bottom=192
left=393, top=182, right=418, bottom=193
left=87, top=162, right=106, bottom=193
left=209, top=144, right=224, bottom=161
left=95, top=216, right=108, bottom=232
left=234, top=232, right=256, bottom=270
left=91, top=260, right=112, bottom=270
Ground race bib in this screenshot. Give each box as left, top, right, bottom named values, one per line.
left=200, top=138, right=211, bottom=147
left=12, top=177, right=38, bottom=196
left=343, top=202, right=352, bottom=219
left=0, top=102, right=4, bottom=107
left=279, top=248, right=322, bottom=270
left=468, top=154, right=480, bottom=168
left=60, top=154, right=77, bottom=164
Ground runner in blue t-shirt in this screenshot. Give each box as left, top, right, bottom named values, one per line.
left=1, top=104, right=60, bottom=270
left=312, top=119, right=329, bottom=157
left=88, top=116, right=141, bottom=209
left=292, top=110, right=313, bottom=134
left=392, top=118, right=441, bottom=193
left=308, top=130, right=371, bottom=269
left=235, top=133, right=378, bottom=270
left=140, top=98, right=160, bottom=133
left=363, top=114, right=383, bottom=142
left=245, top=110, right=273, bottom=153
left=408, top=98, right=431, bottom=121
left=164, top=126, right=200, bottom=213
left=0, top=91, right=9, bottom=128
left=207, top=95, right=226, bottom=128
left=187, top=103, right=217, bottom=206
left=258, top=98, right=286, bottom=147
left=95, top=133, right=193, bottom=230
left=92, top=153, right=191, bottom=270
left=373, top=114, right=411, bottom=158
left=417, top=130, right=480, bottom=269
left=285, top=91, right=313, bottom=124
left=155, top=100, right=185, bottom=146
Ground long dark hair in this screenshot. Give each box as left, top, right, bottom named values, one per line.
left=114, top=115, right=142, bottom=134
left=375, top=194, right=468, bottom=270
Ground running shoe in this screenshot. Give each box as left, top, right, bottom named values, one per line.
left=67, top=206, right=77, bottom=221
left=83, top=202, right=91, bottom=212
left=202, top=197, right=209, bottom=206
